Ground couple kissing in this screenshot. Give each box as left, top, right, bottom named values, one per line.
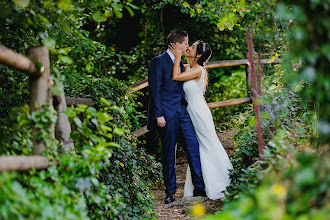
left=147, top=29, right=233, bottom=204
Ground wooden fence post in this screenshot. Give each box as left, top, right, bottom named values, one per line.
left=28, top=46, right=53, bottom=155
left=256, top=53, right=262, bottom=95
left=245, top=64, right=251, bottom=96
left=54, top=82, right=75, bottom=153
left=246, top=32, right=264, bottom=159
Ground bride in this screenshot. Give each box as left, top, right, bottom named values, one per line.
left=169, top=41, right=233, bottom=200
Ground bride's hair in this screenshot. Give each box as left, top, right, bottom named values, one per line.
left=196, top=40, right=212, bottom=89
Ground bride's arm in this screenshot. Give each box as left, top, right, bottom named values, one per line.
left=172, top=66, right=202, bottom=81
left=169, top=43, right=202, bottom=81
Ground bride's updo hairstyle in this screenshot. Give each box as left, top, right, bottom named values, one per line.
left=196, top=40, right=212, bottom=89
left=196, top=40, right=212, bottom=67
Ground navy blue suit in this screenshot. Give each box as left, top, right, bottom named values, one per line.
left=147, top=51, right=204, bottom=195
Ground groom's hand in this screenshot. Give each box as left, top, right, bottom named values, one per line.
left=157, top=116, right=166, bottom=128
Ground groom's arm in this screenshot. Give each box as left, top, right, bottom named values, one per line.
left=148, top=57, right=164, bottom=121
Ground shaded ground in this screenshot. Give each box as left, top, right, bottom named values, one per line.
left=151, top=129, right=238, bottom=219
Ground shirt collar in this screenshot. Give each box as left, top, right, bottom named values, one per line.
left=166, top=49, right=175, bottom=63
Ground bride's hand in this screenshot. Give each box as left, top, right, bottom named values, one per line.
left=169, top=43, right=182, bottom=60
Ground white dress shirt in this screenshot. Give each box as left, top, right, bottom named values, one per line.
left=166, top=49, right=176, bottom=63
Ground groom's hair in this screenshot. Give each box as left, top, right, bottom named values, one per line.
left=167, top=29, right=188, bottom=45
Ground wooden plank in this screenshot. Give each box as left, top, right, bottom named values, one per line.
left=0, top=44, right=40, bottom=76
left=207, top=97, right=252, bottom=109
left=206, top=59, right=249, bottom=68
left=0, top=156, right=49, bottom=172
left=132, top=125, right=149, bottom=138
left=133, top=97, right=251, bottom=138
left=126, top=59, right=281, bottom=94
left=28, top=46, right=53, bottom=155
left=127, top=79, right=148, bottom=94
left=65, top=97, right=94, bottom=106
left=206, top=58, right=281, bottom=69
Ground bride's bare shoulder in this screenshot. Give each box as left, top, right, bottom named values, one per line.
left=184, top=64, right=189, bottom=70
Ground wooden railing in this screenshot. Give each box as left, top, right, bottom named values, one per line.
left=126, top=58, right=281, bottom=96
left=52, top=57, right=281, bottom=138
left=130, top=58, right=281, bottom=138
left=0, top=44, right=74, bottom=171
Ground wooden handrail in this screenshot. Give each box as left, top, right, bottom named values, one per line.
left=0, top=44, right=41, bottom=76
left=132, top=125, right=149, bottom=137
left=206, top=58, right=281, bottom=68
left=66, top=97, right=94, bottom=106
left=127, top=79, right=148, bottom=94
left=207, top=97, right=251, bottom=109
left=132, top=97, right=252, bottom=138
left=126, top=58, right=282, bottom=94
left=0, top=156, right=49, bottom=172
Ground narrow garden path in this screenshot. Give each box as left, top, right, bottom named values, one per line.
left=151, top=128, right=237, bottom=219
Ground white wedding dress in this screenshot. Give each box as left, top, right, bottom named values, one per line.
left=183, top=66, right=233, bottom=200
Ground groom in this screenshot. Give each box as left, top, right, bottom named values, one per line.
left=147, top=29, right=206, bottom=204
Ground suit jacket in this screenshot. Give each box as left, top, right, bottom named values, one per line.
left=147, top=51, right=185, bottom=130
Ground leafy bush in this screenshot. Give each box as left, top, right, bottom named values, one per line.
left=204, top=145, right=329, bottom=219
left=0, top=100, right=162, bottom=219
left=223, top=60, right=318, bottom=203
left=65, top=100, right=162, bottom=219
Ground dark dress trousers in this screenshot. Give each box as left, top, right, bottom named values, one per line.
left=147, top=51, right=204, bottom=195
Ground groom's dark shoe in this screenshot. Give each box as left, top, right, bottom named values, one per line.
left=165, top=194, right=176, bottom=204
left=193, top=188, right=207, bottom=197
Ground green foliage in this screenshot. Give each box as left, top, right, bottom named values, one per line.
left=204, top=147, right=329, bottom=219
left=206, top=66, right=325, bottom=218
left=0, top=104, right=90, bottom=219
left=204, top=1, right=329, bottom=218
left=0, top=104, right=33, bottom=155
left=275, top=0, right=330, bottom=144
left=0, top=102, right=161, bottom=219
left=1, top=1, right=164, bottom=218
left=65, top=102, right=162, bottom=219
left=222, top=105, right=260, bottom=203
left=165, top=0, right=277, bottom=31
left=223, top=63, right=318, bottom=202
left=0, top=170, right=89, bottom=219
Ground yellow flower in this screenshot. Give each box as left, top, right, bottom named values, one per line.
left=191, top=203, right=206, bottom=217
left=270, top=183, right=286, bottom=197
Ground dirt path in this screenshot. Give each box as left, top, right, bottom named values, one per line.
left=151, top=129, right=237, bottom=219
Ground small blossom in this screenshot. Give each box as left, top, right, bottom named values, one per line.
left=271, top=183, right=286, bottom=197
left=191, top=203, right=206, bottom=217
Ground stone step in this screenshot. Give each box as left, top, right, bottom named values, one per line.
left=165, top=196, right=208, bottom=208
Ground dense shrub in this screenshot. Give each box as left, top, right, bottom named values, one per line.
left=0, top=100, right=162, bottom=219
left=205, top=146, right=329, bottom=219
